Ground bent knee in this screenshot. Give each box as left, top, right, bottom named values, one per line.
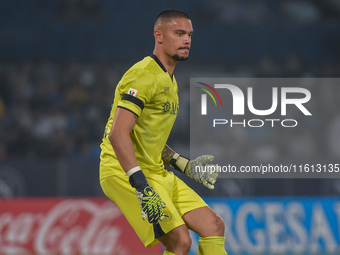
left=214, top=214, right=225, bottom=236
left=168, top=232, right=191, bottom=252
left=160, top=226, right=192, bottom=254
left=177, top=234, right=192, bottom=253
left=205, top=212, right=225, bottom=237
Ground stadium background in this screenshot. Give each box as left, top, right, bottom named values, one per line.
left=0, top=0, right=340, bottom=254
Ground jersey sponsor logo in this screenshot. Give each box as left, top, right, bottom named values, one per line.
left=162, top=100, right=179, bottom=115
left=164, top=87, right=170, bottom=92
left=128, top=88, right=138, bottom=97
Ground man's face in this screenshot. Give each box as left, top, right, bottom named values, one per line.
left=160, top=18, right=193, bottom=61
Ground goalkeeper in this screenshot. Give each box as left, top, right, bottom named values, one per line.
left=99, top=9, right=227, bottom=255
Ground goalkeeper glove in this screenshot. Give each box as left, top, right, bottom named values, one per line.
left=170, top=153, right=219, bottom=189
left=128, top=167, right=166, bottom=224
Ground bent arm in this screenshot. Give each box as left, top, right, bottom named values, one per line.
left=108, top=107, right=138, bottom=173
left=162, top=144, right=188, bottom=172
left=161, top=144, right=176, bottom=166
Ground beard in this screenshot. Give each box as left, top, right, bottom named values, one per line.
left=172, top=53, right=189, bottom=61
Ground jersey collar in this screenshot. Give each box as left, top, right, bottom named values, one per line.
left=151, top=54, right=167, bottom=73
left=151, top=54, right=174, bottom=80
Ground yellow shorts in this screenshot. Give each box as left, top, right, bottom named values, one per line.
left=100, top=169, right=208, bottom=247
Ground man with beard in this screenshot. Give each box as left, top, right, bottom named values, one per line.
left=100, top=9, right=227, bottom=255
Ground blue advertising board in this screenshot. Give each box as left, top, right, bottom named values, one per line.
left=190, top=197, right=340, bottom=254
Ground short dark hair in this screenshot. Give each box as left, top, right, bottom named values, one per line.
left=155, top=9, right=191, bottom=24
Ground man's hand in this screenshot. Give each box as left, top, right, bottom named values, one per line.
left=135, top=186, right=166, bottom=223
left=129, top=168, right=166, bottom=224
left=171, top=153, right=219, bottom=189
left=185, top=155, right=219, bottom=189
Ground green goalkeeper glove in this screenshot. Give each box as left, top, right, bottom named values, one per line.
left=128, top=168, right=166, bottom=224
left=170, top=154, right=219, bottom=189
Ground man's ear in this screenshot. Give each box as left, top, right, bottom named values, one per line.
left=154, top=30, right=163, bottom=44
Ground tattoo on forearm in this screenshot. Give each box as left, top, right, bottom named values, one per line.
left=161, top=144, right=175, bottom=166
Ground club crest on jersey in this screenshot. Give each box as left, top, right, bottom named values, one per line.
left=128, top=88, right=138, bottom=97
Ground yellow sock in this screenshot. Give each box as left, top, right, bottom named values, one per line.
left=163, top=250, right=175, bottom=255
left=198, top=236, right=228, bottom=255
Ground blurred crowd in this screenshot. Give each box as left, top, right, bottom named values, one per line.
left=208, top=0, right=340, bottom=25
left=0, top=61, right=118, bottom=159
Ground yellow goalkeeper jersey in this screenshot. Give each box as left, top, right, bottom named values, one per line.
left=100, top=55, right=179, bottom=180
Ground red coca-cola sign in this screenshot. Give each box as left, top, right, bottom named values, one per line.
left=0, top=198, right=162, bottom=254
